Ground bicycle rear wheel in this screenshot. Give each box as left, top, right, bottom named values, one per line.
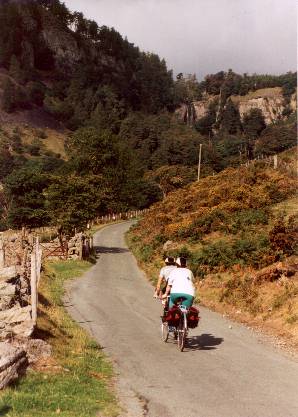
left=177, top=319, right=186, bottom=351
left=161, top=322, right=169, bottom=342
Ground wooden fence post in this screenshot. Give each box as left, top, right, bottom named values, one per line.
left=36, top=237, right=42, bottom=285
left=273, top=154, right=278, bottom=169
left=30, top=248, right=37, bottom=325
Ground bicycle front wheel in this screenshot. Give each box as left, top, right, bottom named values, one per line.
left=161, top=322, right=169, bottom=342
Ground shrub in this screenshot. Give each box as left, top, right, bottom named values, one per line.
left=139, top=244, right=154, bottom=262
left=191, top=233, right=270, bottom=273
left=27, top=139, right=42, bottom=156
left=232, top=234, right=270, bottom=268
left=178, top=209, right=228, bottom=241
left=219, top=275, right=262, bottom=314
left=269, top=217, right=298, bottom=257
left=229, top=208, right=269, bottom=233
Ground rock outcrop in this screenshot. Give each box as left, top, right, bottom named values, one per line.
left=0, top=342, right=28, bottom=390
left=231, top=87, right=296, bottom=124
left=176, top=87, right=297, bottom=126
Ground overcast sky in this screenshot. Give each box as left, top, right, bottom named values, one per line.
left=64, top=0, right=297, bottom=79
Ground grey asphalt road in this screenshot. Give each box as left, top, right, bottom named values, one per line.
left=65, top=222, right=298, bottom=417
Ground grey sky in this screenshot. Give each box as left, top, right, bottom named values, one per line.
left=64, top=0, right=297, bottom=79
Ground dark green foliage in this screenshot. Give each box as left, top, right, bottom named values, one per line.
left=229, top=209, right=269, bottom=233
left=10, top=133, right=23, bottom=153
left=66, top=126, right=160, bottom=212
left=4, top=165, right=50, bottom=228
left=0, top=146, right=15, bottom=180
left=220, top=100, right=242, bottom=134
left=0, top=0, right=175, bottom=120
left=146, top=165, right=196, bottom=198
left=202, top=70, right=297, bottom=99
left=27, top=81, right=46, bottom=106
left=119, top=112, right=203, bottom=170
left=139, top=244, right=155, bottom=262
left=46, top=175, right=108, bottom=232
left=214, top=134, right=248, bottom=168
left=195, top=113, right=216, bottom=136
left=27, top=138, right=43, bottom=156
left=242, top=108, right=266, bottom=139
left=255, top=122, right=297, bottom=156
left=192, top=233, right=270, bottom=274
left=173, top=73, right=203, bottom=105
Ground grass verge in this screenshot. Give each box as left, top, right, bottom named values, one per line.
left=0, top=260, right=120, bottom=417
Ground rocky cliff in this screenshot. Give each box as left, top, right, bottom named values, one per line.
left=176, top=87, right=297, bottom=126
left=231, top=87, right=297, bottom=124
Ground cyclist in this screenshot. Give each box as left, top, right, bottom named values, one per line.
left=163, top=257, right=195, bottom=308
left=154, top=256, right=176, bottom=299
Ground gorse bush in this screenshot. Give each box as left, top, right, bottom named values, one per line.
left=229, top=208, right=269, bottom=233
left=269, top=216, right=298, bottom=258
left=191, top=233, right=270, bottom=272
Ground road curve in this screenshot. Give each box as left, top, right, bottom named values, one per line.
left=65, top=222, right=298, bottom=417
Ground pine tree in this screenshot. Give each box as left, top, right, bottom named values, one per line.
left=221, top=100, right=241, bottom=134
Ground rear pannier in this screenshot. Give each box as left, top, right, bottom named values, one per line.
left=163, top=306, right=181, bottom=326
left=187, top=306, right=199, bottom=328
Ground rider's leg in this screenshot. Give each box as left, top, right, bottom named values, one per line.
left=170, top=293, right=194, bottom=307
left=181, top=294, right=194, bottom=307
left=169, top=293, right=178, bottom=308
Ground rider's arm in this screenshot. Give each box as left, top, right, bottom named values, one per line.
left=163, top=284, right=172, bottom=298
left=155, top=274, right=164, bottom=294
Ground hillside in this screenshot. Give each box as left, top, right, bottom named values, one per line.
left=128, top=147, right=298, bottom=348
left=0, top=0, right=297, bottom=234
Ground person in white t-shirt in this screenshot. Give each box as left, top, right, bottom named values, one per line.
left=154, top=257, right=176, bottom=298
left=163, top=257, right=195, bottom=308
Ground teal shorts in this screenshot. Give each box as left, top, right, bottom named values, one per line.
left=169, top=293, right=194, bottom=308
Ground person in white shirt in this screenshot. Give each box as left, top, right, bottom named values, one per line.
left=163, top=257, right=195, bottom=308
left=154, top=257, right=176, bottom=298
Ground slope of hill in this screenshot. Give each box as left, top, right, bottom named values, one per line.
left=0, top=0, right=296, bottom=235
left=127, top=148, right=298, bottom=347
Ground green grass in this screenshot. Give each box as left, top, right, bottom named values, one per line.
left=0, top=260, right=120, bottom=417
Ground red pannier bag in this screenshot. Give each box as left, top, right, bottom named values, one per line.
left=187, top=306, right=199, bottom=328
left=164, top=306, right=181, bottom=326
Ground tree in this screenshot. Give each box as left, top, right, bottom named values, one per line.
left=66, top=127, right=119, bottom=175
left=145, top=165, right=195, bottom=198
left=242, top=108, right=266, bottom=139
left=174, top=73, right=202, bottom=105
left=220, top=100, right=241, bottom=134
left=4, top=166, right=50, bottom=228
left=46, top=174, right=109, bottom=232
left=255, top=123, right=297, bottom=156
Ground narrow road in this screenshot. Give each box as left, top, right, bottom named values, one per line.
left=66, top=222, right=298, bottom=417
